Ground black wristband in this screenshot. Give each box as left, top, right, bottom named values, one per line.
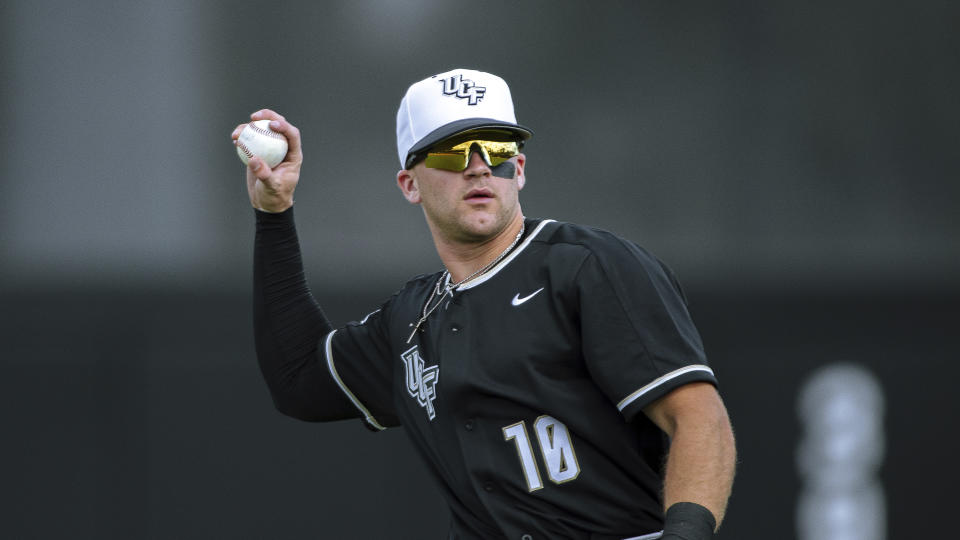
left=661, top=502, right=716, bottom=540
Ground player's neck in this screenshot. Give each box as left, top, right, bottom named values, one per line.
left=433, top=214, right=525, bottom=284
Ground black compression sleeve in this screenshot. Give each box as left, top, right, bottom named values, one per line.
left=253, top=207, right=358, bottom=421
left=660, top=502, right=716, bottom=540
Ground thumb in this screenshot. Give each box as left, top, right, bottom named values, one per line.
left=247, top=156, right=272, bottom=181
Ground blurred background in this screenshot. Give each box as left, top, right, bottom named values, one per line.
left=2, top=1, right=957, bottom=538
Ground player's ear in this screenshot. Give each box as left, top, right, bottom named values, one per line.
left=515, top=153, right=526, bottom=190
left=397, top=169, right=421, bottom=204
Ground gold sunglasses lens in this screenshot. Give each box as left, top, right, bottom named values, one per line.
left=423, top=151, right=468, bottom=171
left=424, top=140, right=519, bottom=171
left=473, top=141, right=518, bottom=165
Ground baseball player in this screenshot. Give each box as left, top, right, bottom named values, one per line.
left=233, top=68, right=736, bottom=540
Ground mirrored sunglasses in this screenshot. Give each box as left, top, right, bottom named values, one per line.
left=422, top=139, right=520, bottom=172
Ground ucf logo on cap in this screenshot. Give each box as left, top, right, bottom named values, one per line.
left=440, top=74, right=486, bottom=105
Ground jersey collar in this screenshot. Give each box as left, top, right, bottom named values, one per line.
left=456, top=219, right=555, bottom=291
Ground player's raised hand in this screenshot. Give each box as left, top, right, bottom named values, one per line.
left=231, top=109, right=303, bottom=213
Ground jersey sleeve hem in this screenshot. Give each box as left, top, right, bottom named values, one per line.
left=617, top=532, right=664, bottom=540
left=617, top=365, right=717, bottom=418
left=323, top=330, right=388, bottom=431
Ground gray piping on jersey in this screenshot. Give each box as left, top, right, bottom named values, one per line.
left=617, top=364, right=715, bottom=412
left=623, top=532, right=663, bottom=540
left=359, top=308, right=380, bottom=325
left=324, top=330, right=387, bottom=431
left=456, top=219, right=556, bottom=291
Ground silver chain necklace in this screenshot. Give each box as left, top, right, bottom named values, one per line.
left=407, top=221, right=525, bottom=343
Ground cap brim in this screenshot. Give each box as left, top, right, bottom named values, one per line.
left=405, top=118, right=533, bottom=168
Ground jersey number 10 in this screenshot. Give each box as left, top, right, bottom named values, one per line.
left=502, top=416, right=581, bottom=492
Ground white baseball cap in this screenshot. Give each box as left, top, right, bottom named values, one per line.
left=396, top=68, right=533, bottom=169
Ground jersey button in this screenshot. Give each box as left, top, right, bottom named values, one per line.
left=464, top=420, right=474, bottom=431
left=521, top=535, right=533, bottom=540
left=450, top=324, right=460, bottom=332
left=483, top=482, right=494, bottom=492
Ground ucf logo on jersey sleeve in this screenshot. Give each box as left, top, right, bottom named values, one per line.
left=401, top=346, right=440, bottom=420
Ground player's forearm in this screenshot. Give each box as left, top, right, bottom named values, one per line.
left=253, top=207, right=356, bottom=421
left=661, top=400, right=736, bottom=530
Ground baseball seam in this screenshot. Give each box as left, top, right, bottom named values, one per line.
left=236, top=140, right=254, bottom=159
left=248, top=122, right=286, bottom=140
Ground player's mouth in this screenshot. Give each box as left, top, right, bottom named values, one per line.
left=464, top=188, right=495, bottom=202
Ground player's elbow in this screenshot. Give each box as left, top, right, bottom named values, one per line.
left=267, top=386, right=358, bottom=423
left=269, top=393, right=329, bottom=422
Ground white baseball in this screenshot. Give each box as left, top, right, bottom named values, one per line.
left=236, top=119, right=289, bottom=168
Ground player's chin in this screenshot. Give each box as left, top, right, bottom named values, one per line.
left=456, top=211, right=501, bottom=239
left=462, top=202, right=501, bottom=218
left=458, top=199, right=498, bottom=219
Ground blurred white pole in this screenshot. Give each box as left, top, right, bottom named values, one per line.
left=796, top=363, right=886, bottom=540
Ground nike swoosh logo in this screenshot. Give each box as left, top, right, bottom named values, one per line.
left=511, top=287, right=545, bottom=306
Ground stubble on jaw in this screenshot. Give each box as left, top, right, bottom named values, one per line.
left=421, top=189, right=521, bottom=247
left=414, top=159, right=522, bottom=245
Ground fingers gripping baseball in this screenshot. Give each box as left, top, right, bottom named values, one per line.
left=231, top=109, right=302, bottom=213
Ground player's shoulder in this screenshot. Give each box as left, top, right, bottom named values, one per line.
left=534, top=219, right=656, bottom=261
left=533, top=218, right=679, bottom=284
left=402, top=271, right=444, bottom=289
left=393, top=271, right=443, bottom=302
left=359, top=271, right=442, bottom=319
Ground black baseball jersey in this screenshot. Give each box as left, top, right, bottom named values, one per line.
left=313, top=217, right=717, bottom=540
